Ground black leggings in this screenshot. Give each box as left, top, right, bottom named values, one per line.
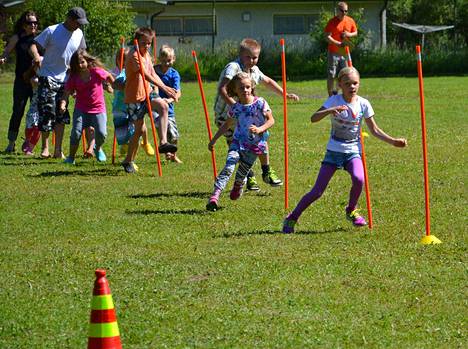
left=7, top=77, right=32, bottom=142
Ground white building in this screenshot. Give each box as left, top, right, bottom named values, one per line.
left=119, top=0, right=387, bottom=51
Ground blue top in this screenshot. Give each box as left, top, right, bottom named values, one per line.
left=112, top=69, right=126, bottom=114
left=154, top=65, right=181, bottom=117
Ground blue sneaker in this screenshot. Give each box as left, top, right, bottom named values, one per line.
left=95, top=148, right=107, bottom=162
left=63, top=156, right=75, bottom=165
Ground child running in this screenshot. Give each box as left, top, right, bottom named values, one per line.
left=60, top=49, right=114, bottom=164
left=21, top=58, right=41, bottom=155
left=153, top=44, right=182, bottom=163
left=121, top=27, right=178, bottom=173
left=214, top=38, right=299, bottom=191
left=207, top=72, right=275, bottom=211
left=282, top=67, right=407, bottom=232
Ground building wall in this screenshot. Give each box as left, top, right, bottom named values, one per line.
left=133, top=1, right=383, bottom=52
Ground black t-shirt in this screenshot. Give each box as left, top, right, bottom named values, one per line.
left=15, top=33, right=36, bottom=77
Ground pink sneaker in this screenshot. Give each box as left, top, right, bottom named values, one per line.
left=346, top=209, right=367, bottom=227
left=206, top=189, right=221, bottom=211
left=230, top=181, right=244, bottom=200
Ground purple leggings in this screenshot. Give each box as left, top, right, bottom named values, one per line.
left=288, top=157, right=364, bottom=221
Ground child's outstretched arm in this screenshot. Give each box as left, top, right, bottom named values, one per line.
left=261, top=75, right=299, bottom=101
left=208, top=117, right=235, bottom=150
left=249, top=110, right=274, bottom=134
left=218, top=77, right=236, bottom=106
left=365, top=117, right=407, bottom=147
left=311, top=105, right=347, bottom=123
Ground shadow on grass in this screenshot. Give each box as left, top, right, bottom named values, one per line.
left=129, top=191, right=210, bottom=199
left=0, top=157, right=59, bottom=166
left=127, top=208, right=208, bottom=215
left=130, top=190, right=271, bottom=199
left=218, top=227, right=347, bottom=238
left=31, top=168, right=121, bottom=177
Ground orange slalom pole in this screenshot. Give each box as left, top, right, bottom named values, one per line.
left=191, top=50, right=218, bottom=180
left=345, top=46, right=373, bottom=228
left=133, top=39, right=163, bottom=177
left=82, top=130, right=87, bottom=155
left=52, top=130, right=55, bottom=146
left=416, top=45, right=438, bottom=243
left=112, top=37, right=125, bottom=165
left=280, top=38, right=289, bottom=210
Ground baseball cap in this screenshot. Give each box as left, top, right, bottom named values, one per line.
left=67, top=7, right=89, bottom=25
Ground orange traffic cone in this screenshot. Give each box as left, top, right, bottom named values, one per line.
left=88, top=269, right=122, bottom=349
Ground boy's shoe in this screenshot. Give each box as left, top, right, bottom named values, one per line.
left=206, top=189, right=221, bottom=211
left=346, top=209, right=367, bottom=227
left=158, top=143, right=177, bottom=154
left=63, top=156, right=75, bottom=165
left=141, top=142, right=155, bottom=156
left=95, top=148, right=107, bottom=162
left=282, top=217, right=296, bottom=234
left=4, top=143, right=15, bottom=153
left=262, top=168, right=283, bottom=186
left=230, top=181, right=244, bottom=200
left=122, top=161, right=136, bottom=173
left=246, top=176, right=260, bottom=191
left=120, top=144, right=129, bottom=156
left=133, top=162, right=139, bottom=172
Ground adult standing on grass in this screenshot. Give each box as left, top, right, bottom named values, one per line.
left=325, top=1, right=357, bottom=96
left=29, top=7, right=88, bottom=158
left=0, top=10, right=40, bottom=153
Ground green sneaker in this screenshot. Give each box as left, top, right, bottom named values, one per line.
left=246, top=176, right=260, bottom=191
left=262, top=168, right=283, bottom=187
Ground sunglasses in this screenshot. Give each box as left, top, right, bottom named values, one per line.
left=26, top=21, right=38, bottom=25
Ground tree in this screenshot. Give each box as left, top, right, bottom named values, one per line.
left=24, top=0, right=136, bottom=58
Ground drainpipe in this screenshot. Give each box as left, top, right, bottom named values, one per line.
left=380, top=0, right=388, bottom=49
left=212, top=0, right=216, bottom=53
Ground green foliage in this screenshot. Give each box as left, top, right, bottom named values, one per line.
left=388, top=0, right=467, bottom=49
left=24, top=0, right=136, bottom=59
left=0, top=76, right=466, bottom=348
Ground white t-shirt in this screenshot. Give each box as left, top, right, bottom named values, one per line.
left=213, top=59, right=265, bottom=117
left=322, top=94, right=374, bottom=154
left=35, top=23, right=86, bottom=82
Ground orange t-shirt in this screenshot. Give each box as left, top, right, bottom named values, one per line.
left=124, top=49, right=156, bottom=103
left=324, top=16, right=357, bottom=55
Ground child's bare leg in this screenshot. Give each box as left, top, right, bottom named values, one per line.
left=53, top=123, right=65, bottom=158
left=124, top=119, right=144, bottom=164
left=85, top=127, right=95, bottom=154
left=151, top=98, right=169, bottom=145
left=41, top=131, right=50, bottom=157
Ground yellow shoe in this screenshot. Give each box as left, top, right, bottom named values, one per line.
left=120, top=144, right=128, bottom=156
left=141, top=142, right=155, bottom=156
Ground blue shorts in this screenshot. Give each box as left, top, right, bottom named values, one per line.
left=322, top=150, right=360, bottom=169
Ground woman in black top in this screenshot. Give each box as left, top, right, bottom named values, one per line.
left=0, top=10, right=40, bottom=153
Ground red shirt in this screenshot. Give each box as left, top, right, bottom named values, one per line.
left=324, top=16, right=357, bottom=54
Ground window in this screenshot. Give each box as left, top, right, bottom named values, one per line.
left=154, top=16, right=215, bottom=36
left=273, top=14, right=318, bottom=35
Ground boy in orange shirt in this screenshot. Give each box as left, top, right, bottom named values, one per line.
left=122, top=27, right=178, bottom=173
left=324, top=1, right=357, bottom=96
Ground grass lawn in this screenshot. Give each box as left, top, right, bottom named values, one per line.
left=0, top=73, right=466, bottom=348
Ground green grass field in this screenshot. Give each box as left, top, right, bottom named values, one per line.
left=0, top=74, right=466, bottom=348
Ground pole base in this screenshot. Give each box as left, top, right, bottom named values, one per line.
left=420, top=235, right=442, bottom=245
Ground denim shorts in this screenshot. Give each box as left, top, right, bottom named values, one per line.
left=322, top=150, right=360, bottom=169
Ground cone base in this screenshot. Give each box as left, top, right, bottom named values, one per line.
left=88, top=336, right=122, bottom=349
left=420, top=235, right=442, bottom=245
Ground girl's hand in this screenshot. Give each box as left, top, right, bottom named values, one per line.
left=58, top=103, right=66, bottom=115
left=331, top=105, right=347, bottom=117
left=393, top=138, right=408, bottom=148
left=286, top=93, right=300, bottom=101
left=0, top=57, right=6, bottom=65
left=249, top=125, right=262, bottom=134
left=208, top=140, right=216, bottom=151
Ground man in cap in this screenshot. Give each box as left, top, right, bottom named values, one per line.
left=30, top=7, right=88, bottom=158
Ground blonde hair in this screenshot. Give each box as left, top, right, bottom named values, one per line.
left=159, top=44, right=175, bottom=59
left=239, top=38, right=261, bottom=55
left=338, top=67, right=360, bottom=81
left=227, top=72, right=256, bottom=97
